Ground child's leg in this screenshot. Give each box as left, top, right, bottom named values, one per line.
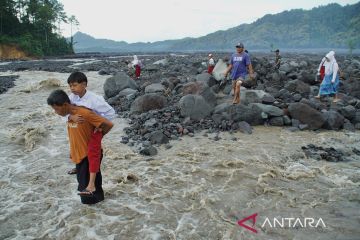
left=85, top=130, right=103, bottom=192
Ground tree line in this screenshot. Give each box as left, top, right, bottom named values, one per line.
left=0, top=0, right=78, bottom=56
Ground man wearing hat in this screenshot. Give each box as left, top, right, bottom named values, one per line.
left=207, top=53, right=215, bottom=74
left=224, top=42, right=255, bottom=104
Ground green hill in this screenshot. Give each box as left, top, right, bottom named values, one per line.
left=73, top=2, right=360, bottom=52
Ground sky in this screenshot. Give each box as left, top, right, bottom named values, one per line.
left=59, top=0, right=359, bottom=43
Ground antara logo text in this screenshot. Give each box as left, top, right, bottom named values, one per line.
left=237, top=213, right=326, bottom=233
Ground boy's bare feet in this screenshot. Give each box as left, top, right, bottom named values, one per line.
left=315, top=95, right=320, bottom=99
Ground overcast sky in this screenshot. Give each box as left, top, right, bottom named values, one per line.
left=59, top=0, right=358, bottom=43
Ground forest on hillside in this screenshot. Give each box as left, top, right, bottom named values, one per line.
left=0, top=0, right=77, bottom=56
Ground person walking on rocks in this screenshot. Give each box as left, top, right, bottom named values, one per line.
left=274, top=49, right=281, bottom=70
left=224, top=42, right=255, bottom=104
left=132, top=55, right=142, bottom=79
left=315, top=51, right=340, bottom=102
left=207, top=53, right=215, bottom=74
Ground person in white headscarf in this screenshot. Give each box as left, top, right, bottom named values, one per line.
left=315, top=51, right=340, bottom=102
left=132, top=55, right=142, bottom=79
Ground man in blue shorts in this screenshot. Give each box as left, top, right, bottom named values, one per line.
left=224, top=42, right=255, bottom=104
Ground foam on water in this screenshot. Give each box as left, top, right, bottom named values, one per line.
left=0, top=70, right=360, bottom=239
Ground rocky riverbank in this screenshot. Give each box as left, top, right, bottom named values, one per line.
left=1, top=52, right=360, bottom=156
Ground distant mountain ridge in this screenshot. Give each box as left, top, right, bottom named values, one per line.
left=73, top=2, right=360, bottom=52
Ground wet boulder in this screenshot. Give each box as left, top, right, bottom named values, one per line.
left=322, top=110, right=345, bottom=130
left=288, top=103, right=326, bottom=130
left=226, top=104, right=264, bottom=125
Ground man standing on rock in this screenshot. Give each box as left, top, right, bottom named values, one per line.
left=224, top=42, right=255, bottom=104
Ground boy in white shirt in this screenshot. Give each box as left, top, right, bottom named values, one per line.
left=67, top=71, right=115, bottom=197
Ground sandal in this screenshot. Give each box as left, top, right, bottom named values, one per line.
left=78, top=189, right=96, bottom=197
left=67, top=168, right=77, bottom=175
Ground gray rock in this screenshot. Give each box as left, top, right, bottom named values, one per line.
left=250, top=103, right=284, bottom=117
left=293, top=93, right=302, bottom=102
left=214, top=102, right=232, bottom=114
left=196, top=73, right=216, bottom=87
left=104, top=72, right=138, bottom=98
left=179, top=95, right=213, bottom=120
left=292, top=119, right=301, bottom=128
left=343, top=121, right=355, bottom=132
left=288, top=103, right=326, bottom=130
left=227, top=104, right=264, bottom=125
left=241, top=90, right=269, bottom=104
left=323, top=110, right=345, bottom=130
left=148, top=130, right=169, bottom=144
left=140, top=145, right=158, bottom=156
left=144, top=118, right=158, bottom=128
left=130, top=94, right=167, bottom=113
left=118, top=88, right=138, bottom=97
left=284, top=80, right=310, bottom=96
left=238, top=121, right=252, bottom=134
left=262, top=94, right=276, bottom=104
left=145, top=83, right=165, bottom=94
left=269, top=117, right=284, bottom=126
left=182, top=82, right=217, bottom=107
left=283, top=115, right=292, bottom=125
left=339, top=105, right=356, bottom=121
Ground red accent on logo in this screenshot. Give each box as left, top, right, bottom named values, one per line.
left=237, top=213, right=258, bottom=233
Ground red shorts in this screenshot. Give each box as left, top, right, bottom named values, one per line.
left=208, top=66, right=215, bottom=74
left=87, top=131, right=103, bottom=173
left=135, top=65, right=141, bottom=77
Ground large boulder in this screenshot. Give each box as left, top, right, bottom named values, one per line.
left=250, top=103, right=284, bottom=117
left=226, top=104, right=264, bottom=125
left=241, top=90, right=273, bottom=105
left=288, top=103, right=326, bottom=130
left=323, top=110, right=345, bottom=130
left=339, top=105, right=356, bottom=121
left=182, top=82, right=217, bottom=107
left=284, top=79, right=311, bottom=96
left=104, top=72, right=138, bottom=98
left=130, top=94, right=167, bottom=113
left=179, top=95, right=213, bottom=120
left=196, top=73, right=217, bottom=87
